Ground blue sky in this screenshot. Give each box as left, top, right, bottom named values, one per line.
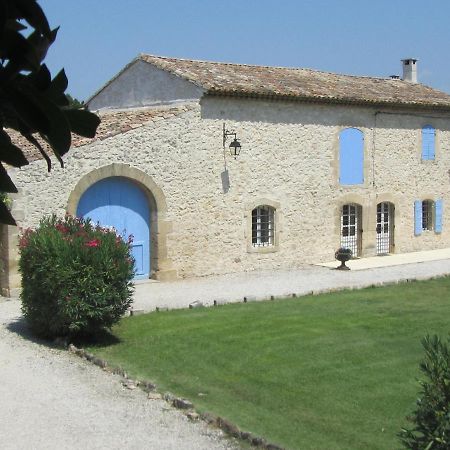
left=39, top=0, right=450, bottom=101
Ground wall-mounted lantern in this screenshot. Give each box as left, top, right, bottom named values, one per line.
left=223, top=123, right=241, bottom=159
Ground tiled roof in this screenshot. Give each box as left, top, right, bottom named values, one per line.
left=9, top=104, right=193, bottom=163
left=139, top=54, right=450, bottom=110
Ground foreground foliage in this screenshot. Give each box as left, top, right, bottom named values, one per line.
left=88, top=278, right=450, bottom=450
left=19, top=215, right=134, bottom=338
left=400, top=335, right=450, bottom=450
left=0, top=0, right=100, bottom=224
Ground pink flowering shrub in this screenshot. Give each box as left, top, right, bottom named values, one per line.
left=19, top=214, right=134, bottom=339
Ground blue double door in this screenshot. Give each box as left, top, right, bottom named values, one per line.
left=77, top=177, right=151, bottom=279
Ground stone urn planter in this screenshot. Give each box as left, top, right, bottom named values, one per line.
left=335, top=247, right=353, bottom=270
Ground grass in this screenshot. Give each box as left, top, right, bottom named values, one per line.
left=87, top=277, right=450, bottom=450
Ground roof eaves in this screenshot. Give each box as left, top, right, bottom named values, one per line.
left=204, top=89, right=450, bottom=112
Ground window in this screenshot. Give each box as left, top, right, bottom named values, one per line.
left=421, top=125, right=436, bottom=160
left=252, top=206, right=275, bottom=247
left=376, top=202, right=395, bottom=255
left=414, top=199, right=443, bottom=235
left=422, top=200, right=434, bottom=231
left=340, top=203, right=362, bottom=256
left=339, top=128, right=364, bottom=185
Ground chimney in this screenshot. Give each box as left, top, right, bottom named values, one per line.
left=401, top=58, right=418, bottom=83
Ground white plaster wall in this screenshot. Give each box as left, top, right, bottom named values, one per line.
left=88, top=60, right=204, bottom=110
left=11, top=99, right=450, bottom=279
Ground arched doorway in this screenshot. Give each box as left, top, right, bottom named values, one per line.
left=77, top=177, right=150, bottom=279
left=376, top=202, right=394, bottom=255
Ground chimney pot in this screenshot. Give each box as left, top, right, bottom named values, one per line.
left=401, top=58, right=418, bottom=83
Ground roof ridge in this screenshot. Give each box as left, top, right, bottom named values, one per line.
left=139, top=53, right=401, bottom=83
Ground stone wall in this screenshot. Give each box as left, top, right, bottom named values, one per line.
left=7, top=98, right=450, bottom=288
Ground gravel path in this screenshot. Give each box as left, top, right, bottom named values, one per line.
left=133, top=258, right=450, bottom=311
left=0, top=300, right=237, bottom=450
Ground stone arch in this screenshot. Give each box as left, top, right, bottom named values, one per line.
left=67, top=163, right=176, bottom=281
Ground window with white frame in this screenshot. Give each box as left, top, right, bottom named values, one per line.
left=340, top=203, right=362, bottom=256
left=252, top=206, right=275, bottom=247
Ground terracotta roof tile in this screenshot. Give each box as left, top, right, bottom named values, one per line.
left=8, top=104, right=193, bottom=163
left=139, top=54, right=450, bottom=110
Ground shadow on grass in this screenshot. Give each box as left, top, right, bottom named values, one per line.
left=6, top=316, right=121, bottom=349
left=73, top=329, right=121, bottom=348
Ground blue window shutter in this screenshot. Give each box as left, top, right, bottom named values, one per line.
left=435, top=199, right=443, bottom=233
left=339, top=128, right=364, bottom=185
left=414, top=201, right=422, bottom=235
left=422, top=126, right=435, bottom=160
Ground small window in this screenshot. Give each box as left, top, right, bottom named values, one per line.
left=422, top=200, right=434, bottom=231
left=422, top=125, right=436, bottom=160
left=414, top=199, right=443, bottom=235
left=252, top=206, right=275, bottom=247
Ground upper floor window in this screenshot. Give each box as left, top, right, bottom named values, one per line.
left=252, top=205, right=275, bottom=247
left=421, top=125, right=436, bottom=160
left=339, top=128, right=364, bottom=185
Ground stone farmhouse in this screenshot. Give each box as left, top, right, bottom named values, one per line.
left=2, top=55, right=450, bottom=294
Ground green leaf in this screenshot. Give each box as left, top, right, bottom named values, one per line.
left=4, top=18, right=27, bottom=32
left=26, top=27, right=58, bottom=66
left=0, top=163, right=18, bottom=193
left=0, top=130, right=29, bottom=167
left=15, top=84, right=71, bottom=156
left=28, top=63, right=51, bottom=91
left=0, top=28, right=40, bottom=70
left=64, top=109, right=100, bottom=138
left=6, top=86, right=50, bottom=133
left=0, top=200, right=16, bottom=225
left=23, top=133, right=52, bottom=171
left=45, top=68, right=69, bottom=106
left=15, top=0, right=51, bottom=37
left=37, top=96, right=71, bottom=156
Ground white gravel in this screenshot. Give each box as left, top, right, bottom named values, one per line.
left=133, top=258, right=450, bottom=311
left=0, top=300, right=238, bottom=450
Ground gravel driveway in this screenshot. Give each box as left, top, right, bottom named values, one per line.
left=0, top=300, right=237, bottom=450
left=133, top=258, right=450, bottom=311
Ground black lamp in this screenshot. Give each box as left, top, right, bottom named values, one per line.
left=228, top=137, right=241, bottom=158
left=223, top=123, right=242, bottom=159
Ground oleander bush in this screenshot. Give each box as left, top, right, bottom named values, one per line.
left=399, top=335, right=450, bottom=450
left=19, top=214, right=134, bottom=339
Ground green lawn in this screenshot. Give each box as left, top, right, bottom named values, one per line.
left=88, top=277, right=450, bottom=450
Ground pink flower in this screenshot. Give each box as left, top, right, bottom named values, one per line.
left=19, top=228, right=33, bottom=249
left=55, top=223, right=69, bottom=234
left=85, top=239, right=100, bottom=248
